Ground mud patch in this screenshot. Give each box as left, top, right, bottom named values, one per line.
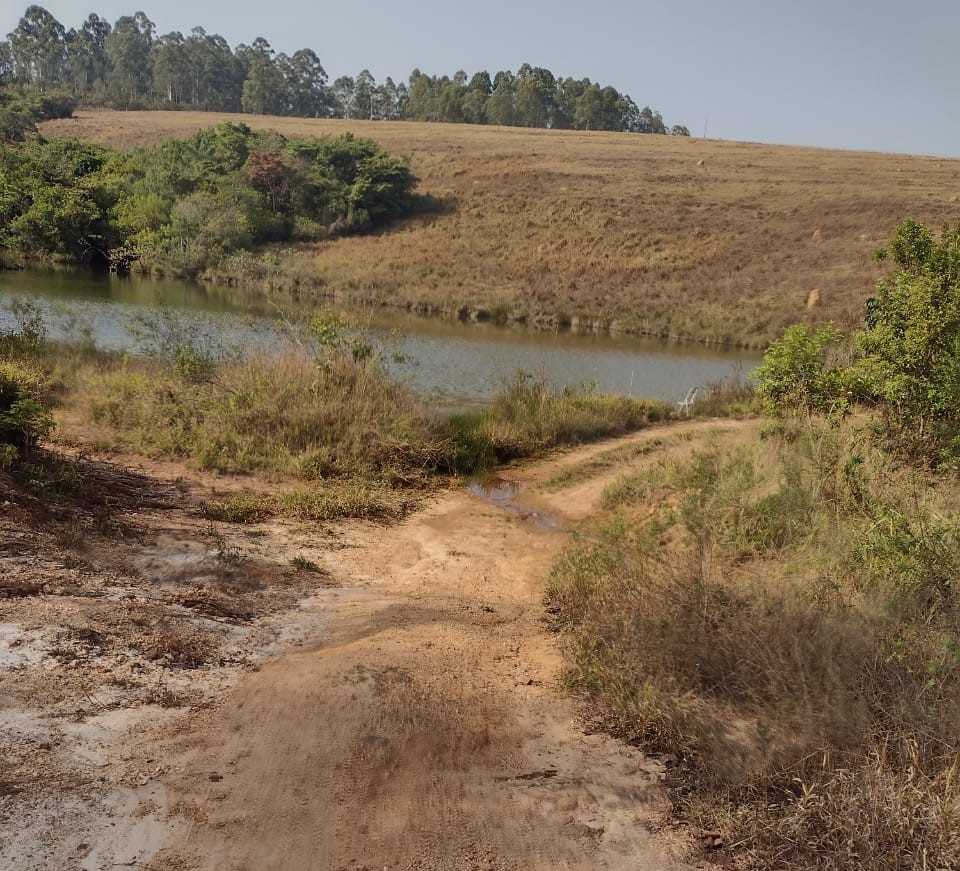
left=467, top=477, right=565, bottom=531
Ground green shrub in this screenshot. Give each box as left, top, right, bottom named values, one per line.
left=756, top=323, right=847, bottom=415
left=852, top=221, right=960, bottom=460
left=0, top=123, right=415, bottom=273
left=0, top=88, right=75, bottom=143
left=0, top=360, right=53, bottom=459
left=761, top=220, right=960, bottom=463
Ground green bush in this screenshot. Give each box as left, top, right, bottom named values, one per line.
left=0, top=88, right=75, bottom=143
left=759, top=220, right=960, bottom=463
left=852, top=221, right=960, bottom=459
left=0, top=360, right=53, bottom=461
left=756, top=324, right=847, bottom=415
left=0, top=123, right=416, bottom=273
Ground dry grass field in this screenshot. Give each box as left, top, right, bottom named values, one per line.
left=41, top=110, right=960, bottom=347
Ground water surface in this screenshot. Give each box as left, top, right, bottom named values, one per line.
left=0, top=269, right=760, bottom=404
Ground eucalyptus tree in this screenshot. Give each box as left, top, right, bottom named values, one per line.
left=185, top=28, right=244, bottom=110
left=152, top=31, right=191, bottom=103
left=105, top=12, right=154, bottom=103
left=485, top=71, right=516, bottom=126
left=240, top=39, right=285, bottom=115
left=278, top=48, right=331, bottom=117
left=8, top=5, right=67, bottom=86
left=332, top=75, right=357, bottom=118
left=2, top=3, right=687, bottom=134
left=65, top=13, right=111, bottom=91
left=0, top=42, right=14, bottom=83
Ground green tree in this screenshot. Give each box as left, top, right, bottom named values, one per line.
left=636, top=105, right=667, bottom=134
left=65, top=13, right=111, bottom=92
left=281, top=49, right=331, bottom=117
left=332, top=74, right=357, bottom=118
left=353, top=69, right=376, bottom=119
left=0, top=41, right=13, bottom=83
left=105, top=12, right=154, bottom=103
left=241, top=40, right=286, bottom=115
left=852, top=221, right=960, bottom=456
left=152, top=31, right=190, bottom=103
left=8, top=5, right=67, bottom=86
left=485, top=71, right=516, bottom=126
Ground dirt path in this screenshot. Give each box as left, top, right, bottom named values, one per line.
left=2, top=419, right=742, bottom=870
left=145, top=419, right=742, bottom=871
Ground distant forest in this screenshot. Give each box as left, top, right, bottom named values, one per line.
left=1, top=5, right=690, bottom=135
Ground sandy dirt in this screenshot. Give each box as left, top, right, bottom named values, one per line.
left=1, top=421, right=740, bottom=870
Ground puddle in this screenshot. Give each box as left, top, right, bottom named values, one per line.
left=466, top=477, right=565, bottom=531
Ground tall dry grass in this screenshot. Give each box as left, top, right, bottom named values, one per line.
left=40, top=110, right=960, bottom=348
left=548, top=418, right=960, bottom=869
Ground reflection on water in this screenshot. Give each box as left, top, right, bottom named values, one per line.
left=0, top=268, right=760, bottom=404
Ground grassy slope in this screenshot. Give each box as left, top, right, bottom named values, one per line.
left=41, top=110, right=960, bottom=347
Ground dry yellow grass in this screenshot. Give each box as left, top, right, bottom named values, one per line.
left=41, top=109, right=960, bottom=347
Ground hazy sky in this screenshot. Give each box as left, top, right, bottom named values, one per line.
left=4, top=0, right=959, bottom=156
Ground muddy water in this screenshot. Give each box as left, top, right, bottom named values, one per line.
left=466, top=477, right=565, bottom=531
left=0, top=269, right=760, bottom=403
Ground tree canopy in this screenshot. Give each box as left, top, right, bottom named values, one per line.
left=0, top=122, right=417, bottom=273
left=2, top=4, right=689, bottom=135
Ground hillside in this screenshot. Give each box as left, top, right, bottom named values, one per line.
left=41, top=110, right=960, bottom=347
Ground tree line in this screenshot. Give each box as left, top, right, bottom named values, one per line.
left=1, top=5, right=690, bottom=135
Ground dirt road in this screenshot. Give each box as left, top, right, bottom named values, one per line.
left=2, top=420, right=739, bottom=870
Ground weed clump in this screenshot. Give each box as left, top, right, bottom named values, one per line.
left=443, top=373, right=672, bottom=473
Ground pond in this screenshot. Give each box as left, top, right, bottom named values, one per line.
left=0, top=269, right=761, bottom=405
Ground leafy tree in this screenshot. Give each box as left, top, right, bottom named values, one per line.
left=241, top=40, right=285, bottom=115
left=636, top=105, right=667, bottom=134
left=2, top=5, right=689, bottom=132
left=152, top=31, right=190, bottom=103
left=8, top=5, right=67, bottom=86
left=467, top=70, right=492, bottom=95
left=105, top=12, right=154, bottom=103
left=332, top=75, right=357, bottom=118
left=852, top=221, right=960, bottom=456
left=375, top=76, right=403, bottom=120
left=183, top=28, right=244, bottom=110
left=65, top=13, right=111, bottom=91
left=461, top=88, right=487, bottom=124
left=485, top=72, right=516, bottom=126
left=353, top=69, right=376, bottom=119
left=281, top=49, right=331, bottom=117
left=0, top=42, right=14, bottom=83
